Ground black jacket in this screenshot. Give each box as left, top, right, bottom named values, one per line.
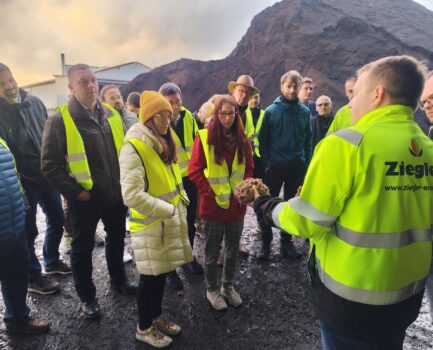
left=0, top=89, right=48, bottom=185
left=41, top=96, right=123, bottom=205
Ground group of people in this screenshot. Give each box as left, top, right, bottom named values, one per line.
left=0, top=53, right=432, bottom=350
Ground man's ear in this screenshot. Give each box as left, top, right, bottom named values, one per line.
left=373, top=85, right=386, bottom=107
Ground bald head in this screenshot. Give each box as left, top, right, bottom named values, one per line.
left=316, top=95, right=333, bottom=117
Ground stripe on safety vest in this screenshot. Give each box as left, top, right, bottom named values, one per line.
left=129, top=216, right=156, bottom=225
left=66, top=153, right=86, bottom=162
left=71, top=172, right=91, bottom=181
left=315, top=256, right=427, bottom=305
left=207, top=176, right=230, bottom=185
left=231, top=172, right=244, bottom=181
left=287, top=197, right=337, bottom=227
left=334, top=225, right=433, bottom=249
left=218, top=193, right=231, bottom=201
left=334, top=129, right=363, bottom=146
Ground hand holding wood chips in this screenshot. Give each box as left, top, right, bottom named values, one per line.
left=234, top=178, right=270, bottom=205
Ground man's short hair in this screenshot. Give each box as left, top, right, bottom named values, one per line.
left=301, top=77, right=314, bottom=85
left=159, top=82, right=182, bottom=97
left=99, top=84, right=119, bottom=101
left=67, top=63, right=91, bottom=82
left=0, top=63, right=11, bottom=74
left=280, top=70, right=302, bottom=86
left=127, top=92, right=140, bottom=108
left=357, top=55, right=428, bottom=109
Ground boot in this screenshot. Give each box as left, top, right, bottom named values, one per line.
left=280, top=236, right=302, bottom=259
left=257, top=243, right=271, bottom=261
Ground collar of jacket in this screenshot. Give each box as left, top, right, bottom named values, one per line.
left=356, top=105, right=413, bottom=126
left=0, top=89, right=31, bottom=111
left=68, top=95, right=112, bottom=121
left=275, top=95, right=301, bottom=106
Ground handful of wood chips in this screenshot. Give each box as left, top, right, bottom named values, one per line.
left=234, top=178, right=270, bottom=205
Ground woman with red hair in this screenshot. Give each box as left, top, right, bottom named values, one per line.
left=188, top=94, right=253, bottom=311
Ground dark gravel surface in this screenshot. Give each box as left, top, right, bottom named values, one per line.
left=0, top=208, right=431, bottom=349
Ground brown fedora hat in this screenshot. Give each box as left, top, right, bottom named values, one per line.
left=228, top=75, right=260, bottom=95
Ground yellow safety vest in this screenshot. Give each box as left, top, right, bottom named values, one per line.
left=272, top=105, right=433, bottom=305
left=327, top=104, right=351, bottom=135
left=252, top=109, right=265, bottom=157
left=198, top=129, right=245, bottom=209
left=59, top=103, right=124, bottom=191
left=244, top=108, right=255, bottom=140
left=171, top=107, right=198, bottom=178
left=127, top=138, right=186, bottom=233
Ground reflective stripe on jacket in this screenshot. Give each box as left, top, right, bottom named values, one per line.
left=197, top=129, right=245, bottom=209
left=272, top=105, right=433, bottom=306
left=127, top=138, right=186, bottom=233
left=59, top=103, right=124, bottom=191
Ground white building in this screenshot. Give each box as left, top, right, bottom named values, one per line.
left=22, top=54, right=151, bottom=115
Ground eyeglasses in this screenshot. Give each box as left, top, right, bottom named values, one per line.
left=419, top=96, right=433, bottom=110
left=219, top=111, right=236, bottom=118
left=317, top=103, right=330, bottom=107
left=154, top=114, right=173, bottom=122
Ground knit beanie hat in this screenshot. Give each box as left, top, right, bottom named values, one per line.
left=139, top=91, right=173, bottom=123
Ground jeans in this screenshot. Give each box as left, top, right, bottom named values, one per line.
left=183, top=176, right=198, bottom=249
left=0, top=230, right=31, bottom=323
left=137, top=274, right=166, bottom=329
left=68, top=199, right=127, bottom=302
left=320, top=321, right=406, bottom=350
left=23, top=181, right=65, bottom=283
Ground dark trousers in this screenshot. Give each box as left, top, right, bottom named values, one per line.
left=137, top=274, right=166, bottom=330
left=261, top=157, right=306, bottom=245
left=253, top=156, right=265, bottom=179
left=320, top=321, right=406, bottom=350
left=0, top=230, right=30, bottom=323
left=183, top=176, right=198, bottom=250
left=68, top=199, right=127, bottom=302
left=23, top=181, right=65, bottom=282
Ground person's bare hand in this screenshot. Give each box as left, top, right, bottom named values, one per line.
left=77, top=191, right=91, bottom=202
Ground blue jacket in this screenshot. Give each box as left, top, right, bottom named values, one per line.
left=0, top=139, right=26, bottom=242
left=259, top=96, right=312, bottom=167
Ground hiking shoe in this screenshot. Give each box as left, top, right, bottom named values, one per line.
left=221, top=286, right=242, bottom=307
left=206, top=291, right=227, bottom=311
left=280, top=240, right=302, bottom=259
left=43, top=260, right=72, bottom=275
left=153, top=315, right=181, bottom=335
left=80, top=300, right=101, bottom=319
left=123, top=248, right=133, bottom=263
left=5, top=317, right=50, bottom=335
left=136, top=325, right=172, bottom=348
left=28, top=276, right=60, bottom=295
left=167, top=270, right=183, bottom=290
left=95, top=232, right=104, bottom=247
left=238, top=244, right=249, bottom=257
left=187, top=259, right=204, bottom=275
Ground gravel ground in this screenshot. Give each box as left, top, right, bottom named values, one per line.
left=0, top=207, right=432, bottom=349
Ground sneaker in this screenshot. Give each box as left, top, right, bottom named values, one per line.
left=95, top=232, right=105, bottom=247
left=280, top=240, right=302, bottom=259
left=238, top=244, right=249, bottom=257
left=61, top=234, right=72, bottom=254
left=28, top=276, right=60, bottom=295
left=167, top=270, right=183, bottom=290
left=187, top=259, right=204, bottom=275
left=153, top=315, right=181, bottom=336
left=220, top=286, right=242, bottom=307
left=43, top=260, right=72, bottom=275
left=136, top=325, right=172, bottom=348
left=81, top=300, right=101, bottom=319
left=206, top=291, right=227, bottom=311
left=5, top=317, right=50, bottom=335
left=123, top=248, right=133, bottom=263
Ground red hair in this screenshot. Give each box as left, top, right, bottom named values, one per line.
left=144, top=118, right=177, bottom=165
left=207, top=95, right=251, bottom=165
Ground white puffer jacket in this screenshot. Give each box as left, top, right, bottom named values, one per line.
left=119, top=123, right=192, bottom=276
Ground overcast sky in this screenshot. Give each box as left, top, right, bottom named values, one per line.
left=1, top=0, right=432, bottom=85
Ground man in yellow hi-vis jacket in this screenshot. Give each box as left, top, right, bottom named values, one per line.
left=253, top=55, right=433, bottom=349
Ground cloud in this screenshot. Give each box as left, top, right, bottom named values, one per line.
left=0, top=0, right=278, bottom=85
